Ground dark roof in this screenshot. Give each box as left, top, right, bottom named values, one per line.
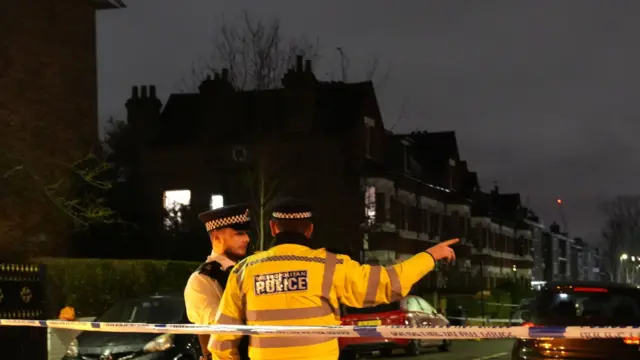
left=471, top=190, right=525, bottom=227
left=407, top=131, right=460, bottom=162
left=153, top=80, right=376, bottom=142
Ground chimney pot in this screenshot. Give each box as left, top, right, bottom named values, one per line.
left=131, top=86, right=139, bottom=99
left=140, top=85, right=148, bottom=98
left=296, top=55, right=303, bottom=72
left=305, top=59, right=312, bottom=72
left=149, top=85, right=156, bottom=98
left=221, top=68, right=229, bottom=80
left=214, top=72, right=221, bottom=80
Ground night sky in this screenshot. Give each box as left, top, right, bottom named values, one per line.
left=97, top=0, right=640, bottom=244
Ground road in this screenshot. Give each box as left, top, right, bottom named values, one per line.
left=361, top=340, right=513, bottom=360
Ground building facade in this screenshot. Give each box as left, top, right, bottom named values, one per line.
left=527, top=220, right=605, bottom=290
left=0, top=0, right=126, bottom=258
left=124, top=57, right=536, bottom=291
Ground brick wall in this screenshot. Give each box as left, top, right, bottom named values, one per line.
left=0, top=1, right=99, bottom=258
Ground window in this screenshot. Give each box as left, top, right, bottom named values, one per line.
left=344, top=301, right=400, bottom=315
left=375, top=193, right=386, bottom=222
left=364, top=117, right=375, bottom=157
left=210, top=194, right=224, bottom=210
left=364, top=185, right=376, bottom=225
left=96, top=296, right=185, bottom=324
left=417, top=297, right=437, bottom=314
left=232, top=146, right=247, bottom=162
left=163, top=189, right=191, bottom=228
left=406, top=297, right=422, bottom=312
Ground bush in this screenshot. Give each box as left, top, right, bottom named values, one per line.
left=38, top=257, right=200, bottom=318
left=446, top=292, right=513, bottom=319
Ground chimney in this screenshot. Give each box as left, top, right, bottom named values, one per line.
left=125, top=84, right=162, bottom=138
left=305, top=59, right=312, bottom=73
left=198, top=69, right=234, bottom=96
left=550, top=222, right=561, bottom=234
left=296, top=55, right=303, bottom=72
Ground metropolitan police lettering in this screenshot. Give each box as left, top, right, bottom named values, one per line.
left=254, top=270, right=308, bottom=295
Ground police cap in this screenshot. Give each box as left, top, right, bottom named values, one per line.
left=198, top=203, right=251, bottom=233
left=269, top=197, right=313, bottom=220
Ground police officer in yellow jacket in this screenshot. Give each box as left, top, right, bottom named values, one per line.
left=211, top=197, right=458, bottom=360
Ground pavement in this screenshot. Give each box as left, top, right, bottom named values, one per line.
left=361, top=339, right=514, bottom=360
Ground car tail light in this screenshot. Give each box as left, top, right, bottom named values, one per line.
left=573, top=287, right=608, bottom=293
left=397, top=313, right=415, bottom=326
left=623, top=337, right=640, bottom=345
left=522, top=322, right=535, bottom=327
left=341, top=318, right=356, bottom=326
left=383, top=315, right=400, bottom=325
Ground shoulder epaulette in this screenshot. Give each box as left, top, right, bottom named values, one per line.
left=197, top=260, right=231, bottom=288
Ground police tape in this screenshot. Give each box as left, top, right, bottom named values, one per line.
left=1, top=319, right=640, bottom=340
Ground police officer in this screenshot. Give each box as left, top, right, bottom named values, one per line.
left=210, top=198, right=459, bottom=360
left=184, top=204, right=251, bottom=360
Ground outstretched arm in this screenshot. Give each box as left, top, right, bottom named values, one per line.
left=335, top=239, right=458, bottom=307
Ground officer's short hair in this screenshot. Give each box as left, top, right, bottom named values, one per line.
left=269, top=197, right=313, bottom=234
left=273, top=218, right=312, bottom=233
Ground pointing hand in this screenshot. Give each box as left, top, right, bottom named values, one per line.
left=426, top=238, right=459, bottom=262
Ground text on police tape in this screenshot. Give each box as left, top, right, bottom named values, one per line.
left=254, top=270, right=308, bottom=295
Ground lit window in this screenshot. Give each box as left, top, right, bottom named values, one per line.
left=210, top=194, right=224, bottom=210
left=163, top=189, right=191, bottom=227
left=364, top=185, right=376, bottom=225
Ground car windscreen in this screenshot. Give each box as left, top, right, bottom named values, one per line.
left=532, top=287, right=640, bottom=326
left=96, top=297, right=185, bottom=324
left=344, top=301, right=400, bottom=315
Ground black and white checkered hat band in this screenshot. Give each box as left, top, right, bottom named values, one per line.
left=272, top=211, right=312, bottom=219
left=205, top=212, right=250, bottom=231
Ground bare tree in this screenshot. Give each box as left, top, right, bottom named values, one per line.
left=183, top=10, right=320, bottom=91
left=0, top=150, right=121, bottom=259
left=243, top=140, right=302, bottom=251
left=182, top=10, right=391, bottom=92
left=600, top=195, right=640, bottom=280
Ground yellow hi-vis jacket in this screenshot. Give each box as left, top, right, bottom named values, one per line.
left=210, top=241, right=436, bottom=360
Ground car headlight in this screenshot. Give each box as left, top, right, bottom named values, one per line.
left=143, top=334, right=174, bottom=353
left=65, top=338, right=79, bottom=357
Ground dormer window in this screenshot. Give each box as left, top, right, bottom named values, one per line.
left=364, top=117, right=375, bottom=158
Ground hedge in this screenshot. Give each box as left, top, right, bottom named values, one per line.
left=445, top=291, right=513, bottom=319
left=37, top=257, right=200, bottom=318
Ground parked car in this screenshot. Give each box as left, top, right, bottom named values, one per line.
left=62, top=293, right=202, bottom=360
left=511, top=281, right=640, bottom=359
left=339, top=295, right=451, bottom=359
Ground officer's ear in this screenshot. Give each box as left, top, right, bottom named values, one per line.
left=269, top=220, right=279, bottom=236
left=304, top=222, right=314, bottom=238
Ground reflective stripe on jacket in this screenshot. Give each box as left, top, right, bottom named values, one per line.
left=211, top=237, right=435, bottom=360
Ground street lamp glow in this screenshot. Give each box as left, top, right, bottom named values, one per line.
left=621, top=254, right=629, bottom=261
left=633, top=256, right=637, bottom=262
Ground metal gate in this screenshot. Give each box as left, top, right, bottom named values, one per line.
left=0, top=262, right=47, bottom=359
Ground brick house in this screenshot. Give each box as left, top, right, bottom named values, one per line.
left=124, top=56, right=534, bottom=290
left=0, top=0, right=126, bottom=258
